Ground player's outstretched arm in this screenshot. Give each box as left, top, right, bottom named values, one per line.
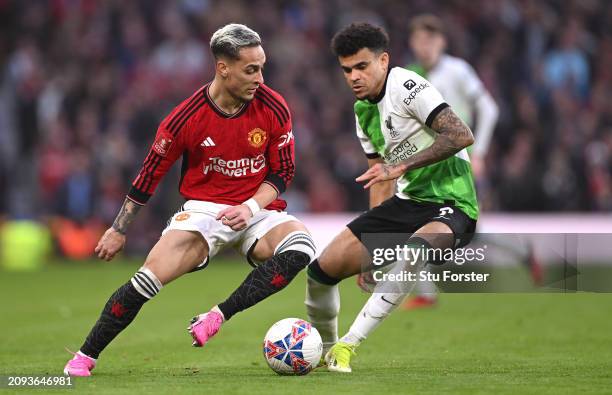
left=95, top=198, right=142, bottom=261
left=356, top=107, right=474, bottom=188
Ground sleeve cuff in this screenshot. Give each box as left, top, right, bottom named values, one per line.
left=127, top=186, right=152, bottom=205
left=425, top=102, right=450, bottom=128
left=264, top=174, right=286, bottom=194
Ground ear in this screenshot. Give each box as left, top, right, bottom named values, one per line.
left=216, top=60, right=230, bottom=79
left=379, top=52, right=390, bottom=69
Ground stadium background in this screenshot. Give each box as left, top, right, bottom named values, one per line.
left=1, top=0, right=612, bottom=258
left=1, top=1, right=612, bottom=393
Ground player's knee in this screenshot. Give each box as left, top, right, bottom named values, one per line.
left=141, top=257, right=166, bottom=282
left=415, top=222, right=454, bottom=249
left=274, top=230, right=317, bottom=267
left=317, top=228, right=364, bottom=279
left=315, top=252, right=345, bottom=280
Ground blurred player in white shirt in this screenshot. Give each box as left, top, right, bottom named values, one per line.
left=407, top=14, right=499, bottom=181
left=403, top=15, right=499, bottom=308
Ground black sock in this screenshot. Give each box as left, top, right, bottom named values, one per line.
left=218, top=251, right=310, bottom=321
left=307, top=259, right=341, bottom=285
left=80, top=281, right=149, bottom=359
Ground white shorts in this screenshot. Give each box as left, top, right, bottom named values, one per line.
left=162, top=200, right=300, bottom=268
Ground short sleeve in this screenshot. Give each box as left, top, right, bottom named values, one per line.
left=394, top=69, right=448, bottom=128
left=355, top=115, right=380, bottom=158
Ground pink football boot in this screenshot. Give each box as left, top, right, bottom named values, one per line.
left=188, top=311, right=223, bottom=347
left=63, top=351, right=96, bottom=376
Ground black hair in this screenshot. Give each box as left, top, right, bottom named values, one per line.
left=331, top=23, right=390, bottom=57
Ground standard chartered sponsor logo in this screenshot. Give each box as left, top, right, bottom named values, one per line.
left=203, top=154, right=266, bottom=177
left=383, top=138, right=418, bottom=164
left=402, top=82, right=430, bottom=106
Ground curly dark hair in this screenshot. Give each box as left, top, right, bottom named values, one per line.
left=331, top=23, right=390, bottom=57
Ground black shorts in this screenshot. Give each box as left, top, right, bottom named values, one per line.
left=347, top=196, right=477, bottom=249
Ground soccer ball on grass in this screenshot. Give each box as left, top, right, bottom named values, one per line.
left=263, top=318, right=322, bottom=375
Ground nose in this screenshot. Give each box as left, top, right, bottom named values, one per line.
left=349, top=69, right=361, bottom=83
left=255, top=70, right=264, bottom=85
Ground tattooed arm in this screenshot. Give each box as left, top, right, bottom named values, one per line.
left=111, top=198, right=142, bottom=235
left=95, top=198, right=142, bottom=261
left=356, top=107, right=474, bottom=188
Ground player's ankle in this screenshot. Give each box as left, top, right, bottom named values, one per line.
left=210, top=305, right=226, bottom=321
left=76, top=351, right=97, bottom=362
left=339, top=333, right=361, bottom=346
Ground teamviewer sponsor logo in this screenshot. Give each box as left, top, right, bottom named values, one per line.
left=402, top=82, right=430, bottom=106
left=203, top=154, right=266, bottom=177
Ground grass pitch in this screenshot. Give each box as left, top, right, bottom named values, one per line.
left=1, top=258, right=612, bottom=394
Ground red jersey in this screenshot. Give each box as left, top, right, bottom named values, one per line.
left=127, top=83, right=295, bottom=211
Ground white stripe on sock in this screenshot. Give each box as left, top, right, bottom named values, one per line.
left=138, top=267, right=163, bottom=291
left=130, top=267, right=163, bottom=299
left=274, top=231, right=317, bottom=261
left=131, top=277, right=154, bottom=299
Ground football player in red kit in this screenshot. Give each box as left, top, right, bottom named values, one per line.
left=64, top=24, right=316, bottom=376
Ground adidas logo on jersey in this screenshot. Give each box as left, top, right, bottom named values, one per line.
left=201, top=137, right=216, bottom=147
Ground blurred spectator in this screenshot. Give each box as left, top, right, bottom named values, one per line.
left=53, top=148, right=96, bottom=221
left=1, top=0, right=611, bottom=255
left=543, top=18, right=591, bottom=100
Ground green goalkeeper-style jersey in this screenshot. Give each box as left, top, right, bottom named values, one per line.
left=354, top=67, right=479, bottom=219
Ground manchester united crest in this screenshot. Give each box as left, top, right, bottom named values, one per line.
left=175, top=213, right=190, bottom=221
left=248, top=128, right=267, bottom=148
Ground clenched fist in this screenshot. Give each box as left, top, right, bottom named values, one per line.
left=216, top=204, right=253, bottom=231
left=95, top=227, right=126, bottom=261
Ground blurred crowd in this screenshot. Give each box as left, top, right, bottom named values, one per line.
left=1, top=0, right=611, bottom=255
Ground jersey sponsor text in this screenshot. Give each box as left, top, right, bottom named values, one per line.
left=203, top=155, right=266, bottom=177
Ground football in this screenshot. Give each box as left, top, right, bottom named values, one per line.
left=263, top=318, right=323, bottom=375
